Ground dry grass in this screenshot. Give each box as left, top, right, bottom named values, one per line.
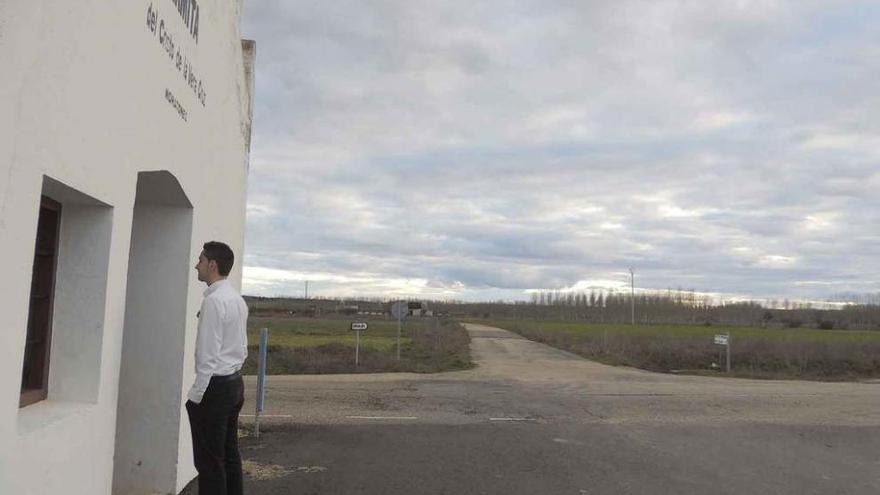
left=241, top=318, right=473, bottom=375
left=241, top=460, right=292, bottom=481
left=490, top=320, right=880, bottom=381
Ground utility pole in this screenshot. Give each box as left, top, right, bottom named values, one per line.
left=629, top=267, right=635, bottom=325
left=304, top=280, right=309, bottom=300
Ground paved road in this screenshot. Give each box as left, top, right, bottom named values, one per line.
left=186, top=324, right=880, bottom=494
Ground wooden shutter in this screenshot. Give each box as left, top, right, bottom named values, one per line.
left=20, top=197, right=61, bottom=407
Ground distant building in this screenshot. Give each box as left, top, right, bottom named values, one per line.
left=337, top=304, right=360, bottom=315
left=0, top=2, right=255, bottom=494
left=408, top=301, right=432, bottom=317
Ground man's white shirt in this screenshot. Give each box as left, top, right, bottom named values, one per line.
left=187, top=279, right=249, bottom=404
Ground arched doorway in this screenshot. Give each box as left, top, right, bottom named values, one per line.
left=113, top=171, right=193, bottom=494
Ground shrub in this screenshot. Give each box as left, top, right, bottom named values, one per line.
left=505, top=324, right=880, bottom=381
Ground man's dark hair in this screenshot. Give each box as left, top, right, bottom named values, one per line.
left=203, top=241, right=234, bottom=276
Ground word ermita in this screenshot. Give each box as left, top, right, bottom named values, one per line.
left=171, top=0, right=199, bottom=43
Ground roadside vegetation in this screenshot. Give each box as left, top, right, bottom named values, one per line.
left=478, top=320, right=880, bottom=381
left=241, top=316, right=473, bottom=375
left=245, top=293, right=880, bottom=331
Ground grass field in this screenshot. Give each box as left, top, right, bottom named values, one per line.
left=242, top=316, right=473, bottom=374
left=475, top=319, right=880, bottom=381
left=477, top=320, right=880, bottom=342
left=247, top=316, right=415, bottom=350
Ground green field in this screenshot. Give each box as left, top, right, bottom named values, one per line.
left=244, top=316, right=472, bottom=375
left=474, top=319, right=880, bottom=381
left=248, top=316, right=418, bottom=350
left=476, top=320, right=880, bottom=343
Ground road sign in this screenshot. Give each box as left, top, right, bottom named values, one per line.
left=352, top=322, right=367, bottom=367
left=714, top=333, right=732, bottom=373
left=391, top=301, right=408, bottom=319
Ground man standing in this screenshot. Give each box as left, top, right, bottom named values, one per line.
left=187, top=241, right=249, bottom=495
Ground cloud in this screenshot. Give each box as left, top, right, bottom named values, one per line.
left=241, top=0, right=880, bottom=302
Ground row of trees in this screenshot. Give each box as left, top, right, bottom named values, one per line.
left=529, top=289, right=711, bottom=309
left=434, top=291, right=880, bottom=330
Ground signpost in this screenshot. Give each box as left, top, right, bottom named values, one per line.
left=391, top=302, right=408, bottom=361
left=255, top=327, right=268, bottom=438
left=351, top=322, right=368, bottom=366
left=714, top=332, right=731, bottom=373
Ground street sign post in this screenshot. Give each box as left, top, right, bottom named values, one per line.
left=255, top=327, right=269, bottom=438
left=714, top=333, right=731, bottom=372
left=351, top=322, right=368, bottom=366
left=391, top=302, right=408, bottom=361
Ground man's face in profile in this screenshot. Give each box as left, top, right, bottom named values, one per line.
left=195, top=251, right=212, bottom=283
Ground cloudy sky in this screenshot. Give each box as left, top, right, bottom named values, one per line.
left=240, top=0, right=880, bottom=304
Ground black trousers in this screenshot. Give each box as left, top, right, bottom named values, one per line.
left=186, top=374, right=245, bottom=495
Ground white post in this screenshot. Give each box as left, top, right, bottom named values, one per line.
left=397, top=310, right=402, bottom=361
left=355, top=330, right=360, bottom=367
left=726, top=332, right=731, bottom=373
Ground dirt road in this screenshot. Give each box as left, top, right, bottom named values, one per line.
left=186, top=323, right=880, bottom=494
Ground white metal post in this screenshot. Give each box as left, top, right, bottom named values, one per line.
left=397, top=311, right=402, bottom=361
left=726, top=332, right=731, bottom=373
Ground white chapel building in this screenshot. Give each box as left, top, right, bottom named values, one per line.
left=0, top=1, right=255, bottom=493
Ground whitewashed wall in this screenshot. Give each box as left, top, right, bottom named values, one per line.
left=0, top=0, right=253, bottom=493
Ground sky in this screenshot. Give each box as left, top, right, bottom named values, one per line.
left=239, top=0, right=880, bottom=304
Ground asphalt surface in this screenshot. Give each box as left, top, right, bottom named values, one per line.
left=183, top=323, right=880, bottom=494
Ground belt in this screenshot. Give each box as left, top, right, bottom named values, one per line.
left=211, top=370, right=241, bottom=383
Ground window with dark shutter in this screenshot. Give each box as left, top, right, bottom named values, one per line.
left=20, top=196, right=61, bottom=408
